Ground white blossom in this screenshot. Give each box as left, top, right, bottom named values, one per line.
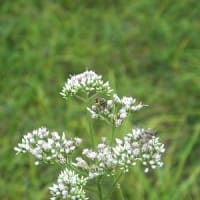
left=113, top=128, right=165, bottom=173
left=76, top=138, right=116, bottom=178
left=14, top=127, right=82, bottom=165
left=73, top=157, right=89, bottom=169
left=49, top=169, right=88, bottom=200
left=60, top=70, right=113, bottom=99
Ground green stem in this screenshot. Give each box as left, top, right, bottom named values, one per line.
left=97, top=177, right=103, bottom=200
left=87, top=111, right=95, bottom=148
left=110, top=103, right=116, bottom=146
left=88, top=93, right=99, bottom=100
left=75, top=95, right=87, bottom=102
left=116, top=183, right=125, bottom=200
left=86, top=96, right=95, bottom=148
left=85, top=187, right=98, bottom=193
left=110, top=123, right=116, bottom=146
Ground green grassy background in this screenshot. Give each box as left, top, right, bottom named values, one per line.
left=1, top=0, right=200, bottom=199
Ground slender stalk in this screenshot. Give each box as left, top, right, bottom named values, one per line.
left=110, top=104, right=116, bottom=146
left=86, top=96, right=95, bottom=148
left=86, top=95, right=101, bottom=199
left=97, top=177, right=103, bottom=200
left=75, top=95, right=87, bottom=102
left=110, top=123, right=116, bottom=146
left=87, top=111, right=95, bottom=148
left=88, top=93, right=99, bottom=100
left=116, top=183, right=125, bottom=200
left=85, top=187, right=98, bottom=193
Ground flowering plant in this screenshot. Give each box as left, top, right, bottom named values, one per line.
left=15, top=70, right=165, bottom=200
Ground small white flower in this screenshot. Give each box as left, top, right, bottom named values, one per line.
left=144, top=168, right=149, bottom=173
left=115, top=119, right=123, bottom=127
left=113, top=94, right=121, bottom=103
left=34, top=161, right=39, bottom=166
left=107, top=100, right=113, bottom=106
left=119, top=110, right=127, bottom=119
left=82, top=149, right=97, bottom=160
left=74, top=157, right=89, bottom=169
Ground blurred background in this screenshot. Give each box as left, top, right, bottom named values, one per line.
left=0, top=0, right=200, bottom=199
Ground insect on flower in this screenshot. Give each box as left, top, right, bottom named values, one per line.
left=95, top=97, right=107, bottom=109
left=144, top=130, right=156, bottom=136
left=142, top=129, right=157, bottom=141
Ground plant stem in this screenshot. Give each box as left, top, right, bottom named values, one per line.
left=87, top=111, right=95, bottom=148
left=116, top=183, right=125, bottom=200
left=75, top=95, right=87, bottom=102
left=110, top=103, right=116, bottom=146
left=110, top=123, right=115, bottom=146
left=86, top=96, right=95, bottom=148
left=97, top=177, right=103, bottom=200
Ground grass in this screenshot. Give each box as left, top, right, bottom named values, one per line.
left=0, top=0, right=200, bottom=199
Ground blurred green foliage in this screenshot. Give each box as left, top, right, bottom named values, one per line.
left=0, top=0, right=200, bottom=199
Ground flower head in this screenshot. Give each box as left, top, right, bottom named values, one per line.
left=49, top=169, right=88, bottom=200
left=60, top=70, right=113, bottom=99
left=14, top=127, right=82, bottom=165
left=113, top=128, right=165, bottom=173
left=74, top=138, right=116, bottom=179
left=87, top=94, right=146, bottom=127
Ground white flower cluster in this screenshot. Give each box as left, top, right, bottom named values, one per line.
left=60, top=70, right=113, bottom=99
left=87, top=94, right=145, bottom=127
left=14, top=127, right=82, bottom=165
left=81, top=137, right=117, bottom=179
left=49, top=169, right=88, bottom=200
left=74, top=128, right=165, bottom=178
left=113, top=128, right=165, bottom=173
